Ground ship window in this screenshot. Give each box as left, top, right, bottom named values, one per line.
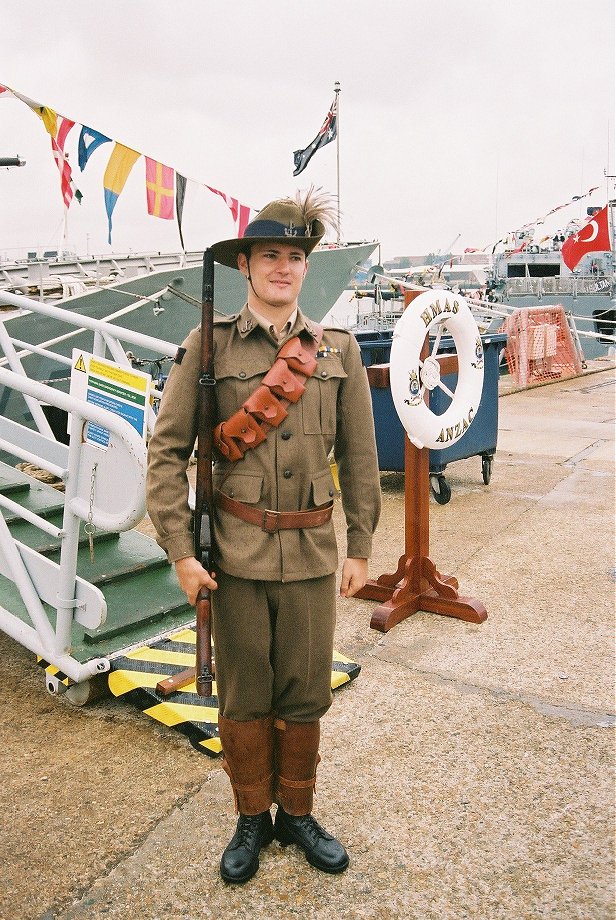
left=507, top=263, right=561, bottom=278
left=528, top=264, right=560, bottom=277
left=593, top=308, right=616, bottom=345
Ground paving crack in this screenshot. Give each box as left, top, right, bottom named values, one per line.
left=44, top=774, right=210, bottom=920
left=371, top=651, right=615, bottom=729
left=564, top=439, right=610, bottom=467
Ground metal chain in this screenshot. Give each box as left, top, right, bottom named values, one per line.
left=84, top=462, right=98, bottom=563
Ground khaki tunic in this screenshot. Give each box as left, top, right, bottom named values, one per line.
left=146, top=305, right=381, bottom=581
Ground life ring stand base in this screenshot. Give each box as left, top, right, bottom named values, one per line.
left=356, top=411, right=487, bottom=633
left=363, top=581, right=487, bottom=632
left=357, top=555, right=487, bottom=632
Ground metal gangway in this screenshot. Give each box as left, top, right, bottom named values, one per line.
left=0, top=289, right=182, bottom=697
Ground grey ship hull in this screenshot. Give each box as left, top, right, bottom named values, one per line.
left=487, top=281, right=614, bottom=361
left=488, top=241, right=615, bottom=360
left=0, top=242, right=378, bottom=428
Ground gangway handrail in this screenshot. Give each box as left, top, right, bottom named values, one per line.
left=0, top=365, right=149, bottom=686
left=0, top=367, right=147, bottom=531
left=0, top=289, right=179, bottom=438
left=0, top=288, right=178, bottom=356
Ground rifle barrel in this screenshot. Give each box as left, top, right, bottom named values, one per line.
left=195, top=589, right=213, bottom=698
left=194, top=248, right=216, bottom=698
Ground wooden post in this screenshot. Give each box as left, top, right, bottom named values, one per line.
left=356, top=356, right=488, bottom=632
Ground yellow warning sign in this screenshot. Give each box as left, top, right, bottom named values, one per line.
left=70, top=348, right=151, bottom=448
left=89, top=357, right=148, bottom=392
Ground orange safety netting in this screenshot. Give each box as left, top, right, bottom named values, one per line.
left=499, top=305, right=583, bottom=387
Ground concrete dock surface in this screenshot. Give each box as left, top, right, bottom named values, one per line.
left=0, top=360, right=614, bottom=920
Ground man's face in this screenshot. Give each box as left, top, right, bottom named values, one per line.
left=238, top=242, right=308, bottom=311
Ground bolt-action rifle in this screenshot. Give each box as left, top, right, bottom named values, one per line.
left=193, top=248, right=216, bottom=697
left=154, top=250, right=216, bottom=700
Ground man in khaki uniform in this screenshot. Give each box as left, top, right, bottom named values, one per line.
left=147, top=189, right=380, bottom=884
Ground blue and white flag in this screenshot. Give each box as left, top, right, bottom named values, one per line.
left=78, top=125, right=111, bottom=171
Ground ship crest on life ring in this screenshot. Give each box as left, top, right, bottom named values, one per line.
left=405, top=368, right=422, bottom=406
left=389, top=291, right=484, bottom=451
left=473, top=336, right=484, bottom=370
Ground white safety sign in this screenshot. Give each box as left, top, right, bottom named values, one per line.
left=70, top=350, right=151, bottom=449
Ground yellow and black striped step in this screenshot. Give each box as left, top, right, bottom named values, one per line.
left=37, top=658, right=73, bottom=689
left=108, top=628, right=360, bottom=756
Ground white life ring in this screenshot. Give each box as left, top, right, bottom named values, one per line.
left=389, top=290, right=484, bottom=450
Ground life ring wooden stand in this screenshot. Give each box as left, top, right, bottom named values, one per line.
left=356, top=295, right=487, bottom=632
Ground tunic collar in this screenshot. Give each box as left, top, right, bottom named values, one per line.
left=236, top=303, right=319, bottom=343
left=249, top=306, right=298, bottom=342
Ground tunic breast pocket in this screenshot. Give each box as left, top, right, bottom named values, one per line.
left=302, top=356, right=347, bottom=435
left=214, top=471, right=263, bottom=504
left=215, top=362, right=269, bottom=420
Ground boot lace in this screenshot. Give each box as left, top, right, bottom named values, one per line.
left=237, top=814, right=266, bottom=848
left=291, top=814, right=329, bottom=844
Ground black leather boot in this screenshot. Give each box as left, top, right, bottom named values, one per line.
left=274, top=807, right=349, bottom=874
left=220, top=810, right=274, bottom=884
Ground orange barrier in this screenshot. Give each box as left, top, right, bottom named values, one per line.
left=499, top=305, right=583, bottom=387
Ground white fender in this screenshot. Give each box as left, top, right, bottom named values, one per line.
left=389, top=290, right=484, bottom=450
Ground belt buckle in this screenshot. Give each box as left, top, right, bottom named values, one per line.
left=262, top=508, right=281, bottom=533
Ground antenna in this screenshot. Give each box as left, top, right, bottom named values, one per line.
left=335, top=81, right=340, bottom=244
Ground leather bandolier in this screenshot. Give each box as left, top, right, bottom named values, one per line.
left=213, top=326, right=334, bottom=533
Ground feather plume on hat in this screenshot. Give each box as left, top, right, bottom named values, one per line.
left=293, top=186, right=340, bottom=239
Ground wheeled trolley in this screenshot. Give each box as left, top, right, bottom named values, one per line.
left=363, top=332, right=507, bottom=503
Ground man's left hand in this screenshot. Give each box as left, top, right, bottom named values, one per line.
left=339, top=557, right=368, bottom=597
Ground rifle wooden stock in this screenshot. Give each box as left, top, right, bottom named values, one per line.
left=194, top=248, right=216, bottom=698
left=195, top=587, right=214, bottom=697
left=156, top=668, right=197, bottom=696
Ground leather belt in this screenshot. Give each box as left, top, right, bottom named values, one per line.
left=215, top=489, right=333, bottom=534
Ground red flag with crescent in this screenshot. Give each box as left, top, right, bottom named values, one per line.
left=561, top=205, right=611, bottom=270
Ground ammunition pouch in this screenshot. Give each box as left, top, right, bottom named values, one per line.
left=214, top=328, right=323, bottom=463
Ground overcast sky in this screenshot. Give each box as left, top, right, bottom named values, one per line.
left=1, top=0, right=614, bottom=262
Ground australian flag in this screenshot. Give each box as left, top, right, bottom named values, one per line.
left=293, top=96, right=337, bottom=177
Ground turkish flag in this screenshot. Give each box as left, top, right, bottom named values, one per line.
left=561, top=205, right=611, bottom=270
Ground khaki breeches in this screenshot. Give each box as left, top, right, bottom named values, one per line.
left=212, top=570, right=337, bottom=722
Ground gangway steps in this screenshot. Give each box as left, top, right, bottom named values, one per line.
left=7, top=514, right=113, bottom=553
left=0, top=466, right=65, bottom=520
left=0, top=459, right=194, bottom=660
left=83, top=567, right=192, bottom=645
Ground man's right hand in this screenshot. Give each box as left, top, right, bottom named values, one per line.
left=174, top=556, right=218, bottom=606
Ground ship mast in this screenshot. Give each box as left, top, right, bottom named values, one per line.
left=605, top=172, right=616, bottom=284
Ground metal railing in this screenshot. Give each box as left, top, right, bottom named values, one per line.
left=503, top=275, right=613, bottom=298
left=0, top=290, right=180, bottom=689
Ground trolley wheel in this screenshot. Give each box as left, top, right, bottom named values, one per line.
left=482, top=455, right=493, bottom=485
left=430, top=474, right=451, bottom=505
left=65, top=675, right=109, bottom=706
